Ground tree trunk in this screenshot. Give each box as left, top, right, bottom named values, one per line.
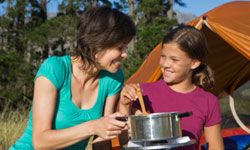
left=167, top=0, right=173, bottom=20
left=128, top=0, right=135, bottom=52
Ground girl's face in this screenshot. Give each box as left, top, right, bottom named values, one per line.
left=160, top=43, right=200, bottom=85
left=95, top=43, right=128, bottom=73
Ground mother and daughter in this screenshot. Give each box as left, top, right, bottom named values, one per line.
left=10, top=6, right=223, bottom=150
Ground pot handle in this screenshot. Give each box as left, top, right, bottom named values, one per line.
left=115, top=116, right=128, bottom=122
left=178, top=112, right=193, bottom=118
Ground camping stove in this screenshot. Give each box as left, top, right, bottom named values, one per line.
left=123, top=136, right=196, bottom=150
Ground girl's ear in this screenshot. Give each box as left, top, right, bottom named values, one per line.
left=191, top=59, right=201, bottom=70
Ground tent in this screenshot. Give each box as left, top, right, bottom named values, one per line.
left=126, top=1, right=250, bottom=96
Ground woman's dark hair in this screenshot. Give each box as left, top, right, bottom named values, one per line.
left=162, top=25, right=214, bottom=90
left=75, top=6, right=136, bottom=71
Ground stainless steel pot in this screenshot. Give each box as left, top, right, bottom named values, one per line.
left=129, top=112, right=192, bottom=142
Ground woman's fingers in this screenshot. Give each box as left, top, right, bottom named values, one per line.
left=95, top=115, right=127, bottom=140
left=109, top=113, right=127, bottom=128
left=106, top=130, right=123, bottom=136
left=110, top=112, right=127, bottom=118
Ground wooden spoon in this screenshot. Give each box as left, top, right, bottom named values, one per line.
left=136, top=89, right=148, bottom=115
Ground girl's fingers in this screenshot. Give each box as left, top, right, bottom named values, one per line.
left=122, top=84, right=139, bottom=101
left=122, top=92, right=134, bottom=101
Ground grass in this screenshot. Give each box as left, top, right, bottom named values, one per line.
left=219, top=82, right=250, bottom=129
left=0, top=102, right=29, bottom=150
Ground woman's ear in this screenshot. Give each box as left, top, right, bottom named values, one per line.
left=191, top=59, right=201, bottom=70
left=95, top=49, right=106, bottom=60
left=95, top=53, right=99, bottom=60
left=95, top=51, right=103, bottom=60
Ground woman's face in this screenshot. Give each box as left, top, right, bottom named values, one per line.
left=160, top=43, right=200, bottom=85
left=95, top=43, right=128, bottom=73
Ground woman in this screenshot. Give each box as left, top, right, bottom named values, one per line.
left=10, top=6, right=136, bottom=150
left=118, top=25, right=224, bottom=149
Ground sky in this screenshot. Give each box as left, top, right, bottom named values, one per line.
left=173, top=0, right=236, bottom=16
left=46, top=0, right=236, bottom=16
left=0, top=0, right=237, bottom=16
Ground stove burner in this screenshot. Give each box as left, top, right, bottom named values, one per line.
left=123, top=136, right=196, bottom=150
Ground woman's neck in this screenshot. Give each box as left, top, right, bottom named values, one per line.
left=71, top=57, right=99, bottom=88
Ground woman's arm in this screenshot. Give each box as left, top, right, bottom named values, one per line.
left=204, top=124, right=224, bottom=150
left=92, top=93, right=122, bottom=144
left=32, top=77, right=126, bottom=149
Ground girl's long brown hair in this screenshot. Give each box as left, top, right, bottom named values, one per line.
left=162, top=25, right=214, bottom=90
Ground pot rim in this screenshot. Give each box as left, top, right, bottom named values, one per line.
left=129, top=112, right=180, bottom=119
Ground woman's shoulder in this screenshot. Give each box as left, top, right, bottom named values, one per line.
left=99, top=68, right=124, bottom=96
left=99, top=68, right=124, bottom=82
left=43, top=55, right=70, bottom=66
left=40, top=55, right=70, bottom=73
left=36, top=55, right=70, bottom=89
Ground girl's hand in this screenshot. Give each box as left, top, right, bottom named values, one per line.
left=120, top=83, right=140, bottom=105
left=93, top=112, right=128, bottom=140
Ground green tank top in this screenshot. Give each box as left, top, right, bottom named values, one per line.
left=10, top=55, right=124, bottom=150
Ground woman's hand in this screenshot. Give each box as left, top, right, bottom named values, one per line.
left=120, top=83, right=140, bottom=105
left=93, top=112, right=128, bottom=140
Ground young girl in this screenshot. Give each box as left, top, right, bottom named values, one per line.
left=10, top=6, right=136, bottom=150
left=118, top=25, right=224, bottom=149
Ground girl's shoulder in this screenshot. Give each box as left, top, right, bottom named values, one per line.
left=194, top=86, right=218, bottom=103
left=140, top=80, right=165, bottom=91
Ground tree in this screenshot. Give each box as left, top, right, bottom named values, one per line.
left=122, top=0, right=181, bottom=79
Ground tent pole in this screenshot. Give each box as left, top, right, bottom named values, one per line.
left=229, top=95, right=250, bottom=134
left=194, top=18, right=203, bottom=29
left=203, top=20, right=214, bottom=32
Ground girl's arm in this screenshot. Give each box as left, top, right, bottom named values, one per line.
left=32, top=77, right=126, bottom=149
left=204, top=124, right=224, bottom=150
left=104, top=94, right=120, bottom=116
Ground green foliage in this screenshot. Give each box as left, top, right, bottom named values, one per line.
left=122, top=17, right=177, bottom=80
left=138, top=0, right=164, bottom=17
left=26, top=15, right=78, bottom=49
left=0, top=49, right=35, bottom=109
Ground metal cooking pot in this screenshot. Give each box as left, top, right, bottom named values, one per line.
left=129, top=112, right=192, bottom=142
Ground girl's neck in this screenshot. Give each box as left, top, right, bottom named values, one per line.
left=168, top=79, right=196, bottom=94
